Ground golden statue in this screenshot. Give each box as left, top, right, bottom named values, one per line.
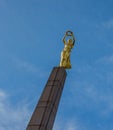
left=60, top=30, right=75, bottom=69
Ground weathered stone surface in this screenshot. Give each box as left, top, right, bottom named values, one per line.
left=26, top=67, right=67, bottom=130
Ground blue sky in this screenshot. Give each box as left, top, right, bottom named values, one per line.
left=0, top=0, right=113, bottom=130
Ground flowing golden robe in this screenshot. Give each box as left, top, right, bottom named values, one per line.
left=60, top=42, right=74, bottom=69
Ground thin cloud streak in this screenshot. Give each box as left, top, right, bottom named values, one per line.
left=0, top=89, right=82, bottom=130
left=54, top=119, right=80, bottom=130
left=102, top=19, right=113, bottom=29
left=13, top=58, right=41, bottom=73
left=11, top=56, right=49, bottom=77
left=0, top=89, right=30, bottom=130
left=66, top=55, right=113, bottom=116
left=96, top=54, right=113, bottom=64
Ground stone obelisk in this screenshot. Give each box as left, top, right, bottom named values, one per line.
left=26, top=67, right=66, bottom=130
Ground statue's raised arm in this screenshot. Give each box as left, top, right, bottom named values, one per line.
left=60, top=30, right=76, bottom=69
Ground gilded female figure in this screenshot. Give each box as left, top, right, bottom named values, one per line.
left=60, top=31, right=75, bottom=69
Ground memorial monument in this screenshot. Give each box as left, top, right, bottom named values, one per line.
left=26, top=30, right=75, bottom=130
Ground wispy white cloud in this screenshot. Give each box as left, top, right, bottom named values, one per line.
left=54, top=119, right=81, bottom=130
left=0, top=89, right=6, bottom=100
left=96, top=54, right=113, bottom=64
left=66, top=121, right=79, bottom=130
left=67, top=55, right=113, bottom=117
left=0, top=89, right=7, bottom=113
left=14, top=58, right=41, bottom=73
left=0, top=89, right=30, bottom=130
left=102, top=19, right=113, bottom=29
left=0, top=89, right=83, bottom=130
left=67, top=80, right=113, bottom=122
left=11, top=56, right=48, bottom=77
left=95, top=54, right=113, bottom=85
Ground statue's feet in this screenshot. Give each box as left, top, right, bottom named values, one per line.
left=65, top=65, right=71, bottom=69
left=60, top=61, right=71, bottom=69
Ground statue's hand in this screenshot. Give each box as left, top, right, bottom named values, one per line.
left=66, top=30, right=73, bottom=36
